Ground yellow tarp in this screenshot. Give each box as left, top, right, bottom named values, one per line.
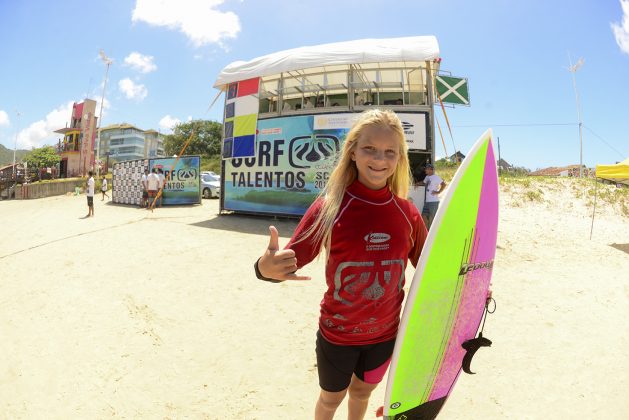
left=596, top=157, right=629, bottom=184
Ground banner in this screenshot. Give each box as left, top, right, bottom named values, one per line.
left=112, top=156, right=200, bottom=205
left=112, top=159, right=149, bottom=206
left=222, top=111, right=428, bottom=216
left=150, top=156, right=201, bottom=205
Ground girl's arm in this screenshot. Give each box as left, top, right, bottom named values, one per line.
left=255, top=198, right=323, bottom=282
left=256, top=226, right=311, bottom=282
left=408, top=209, right=429, bottom=267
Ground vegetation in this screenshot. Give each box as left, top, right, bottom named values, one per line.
left=201, top=155, right=221, bottom=174
left=23, top=146, right=61, bottom=169
left=164, top=119, right=223, bottom=176
left=164, top=120, right=222, bottom=157
left=0, top=144, right=29, bottom=167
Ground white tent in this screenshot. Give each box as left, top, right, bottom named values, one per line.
left=213, top=36, right=440, bottom=88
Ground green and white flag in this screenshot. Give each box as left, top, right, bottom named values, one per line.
left=435, top=75, right=470, bottom=106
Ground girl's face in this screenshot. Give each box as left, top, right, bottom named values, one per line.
left=350, top=127, right=400, bottom=190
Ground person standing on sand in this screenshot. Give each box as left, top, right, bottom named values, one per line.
left=157, top=168, right=165, bottom=207
left=255, top=109, right=428, bottom=420
left=141, top=169, right=149, bottom=208
left=85, top=171, right=95, bottom=217
left=146, top=168, right=160, bottom=209
left=101, top=175, right=109, bottom=201
left=421, top=163, right=446, bottom=230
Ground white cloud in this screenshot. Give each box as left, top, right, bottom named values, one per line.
left=124, top=52, right=157, bottom=73
left=611, top=0, right=629, bottom=54
left=118, top=78, right=148, bottom=101
left=16, top=102, right=74, bottom=149
left=159, top=114, right=181, bottom=132
left=132, top=0, right=241, bottom=48
left=0, top=110, right=9, bottom=127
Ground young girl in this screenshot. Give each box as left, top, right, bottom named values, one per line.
left=256, top=109, right=428, bottom=420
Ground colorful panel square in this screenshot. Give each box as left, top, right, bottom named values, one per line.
left=224, top=120, right=234, bottom=138
left=237, top=77, right=260, bottom=97
left=223, top=138, right=234, bottom=158
left=234, top=114, right=257, bottom=137
left=225, top=102, right=235, bottom=119
left=227, top=83, right=238, bottom=100
left=233, top=135, right=255, bottom=158
left=234, top=95, right=259, bottom=116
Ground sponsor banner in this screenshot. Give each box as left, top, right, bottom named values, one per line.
left=112, top=156, right=200, bottom=205
left=222, top=111, right=428, bottom=216
left=150, top=156, right=201, bottom=205
left=313, top=112, right=427, bottom=149
left=314, top=113, right=356, bottom=130
left=399, top=112, right=427, bottom=150
left=223, top=114, right=343, bottom=216
left=112, top=159, right=149, bottom=206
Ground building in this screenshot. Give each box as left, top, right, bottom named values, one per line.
left=98, top=123, right=165, bottom=165
left=54, top=99, right=98, bottom=178
left=497, top=158, right=513, bottom=172
left=0, top=163, right=25, bottom=182
left=449, top=151, right=466, bottom=163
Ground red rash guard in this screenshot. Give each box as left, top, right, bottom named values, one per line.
left=287, top=180, right=428, bottom=345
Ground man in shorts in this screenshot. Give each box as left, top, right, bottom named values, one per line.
left=85, top=171, right=95, bottom=217
left=157, top=168, right=165, bottom=207
left=141, top=169, right=149, bottom=208
left=146, top=168, right=160, bottom=209
left=421, top=163, right=446, bottom=230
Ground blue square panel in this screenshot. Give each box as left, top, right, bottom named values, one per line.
left=233, top=135, right=255, bottom=158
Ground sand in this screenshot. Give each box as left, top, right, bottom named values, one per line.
left=0, top=180, right=628, bottom=419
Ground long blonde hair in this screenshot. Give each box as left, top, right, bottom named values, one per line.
left=299, top=109, right=411, bottom=254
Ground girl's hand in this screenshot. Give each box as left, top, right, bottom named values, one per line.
left=258, top=226, right=311, bottom=281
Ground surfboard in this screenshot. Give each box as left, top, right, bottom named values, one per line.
left=383, top=129, right=498, bottom=419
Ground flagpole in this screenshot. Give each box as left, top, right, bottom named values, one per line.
left=568, top=54, right=584, bottom=178
left=96, top=50, right=113, bottom=179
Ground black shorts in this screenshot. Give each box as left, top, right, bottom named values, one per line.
left=87, top=196, right=94, bottom=206
left=315, top=330, right=395, bottom=392
left=142, top=190, right=148, bottom=198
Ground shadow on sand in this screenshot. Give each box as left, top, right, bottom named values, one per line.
left=189, top=212, right=299, bottom=236
left=609, top=243, right=629, bottom=255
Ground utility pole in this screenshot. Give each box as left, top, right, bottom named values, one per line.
left=568, top=54, right=584, bottom=178
left=96, top=49, right=113, bottom=179
left=12, top=111, right=21, bottom=181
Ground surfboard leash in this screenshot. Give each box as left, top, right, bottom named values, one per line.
left=461, top=296, right=496, bottom=375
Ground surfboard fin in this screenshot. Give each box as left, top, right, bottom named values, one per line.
left=461, top=332, right=492, bottom=374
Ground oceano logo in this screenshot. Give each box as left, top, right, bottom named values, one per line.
left=364, top=233, right=391, bottom=244
left=402, top=121, right=415, bottom=135
left=459, top=260, right=494, bottom=276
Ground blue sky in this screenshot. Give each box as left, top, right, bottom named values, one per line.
left=0, top=0, right=628, bottom=170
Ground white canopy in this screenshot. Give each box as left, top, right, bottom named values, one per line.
left=213, top=36, right=440, bottom=88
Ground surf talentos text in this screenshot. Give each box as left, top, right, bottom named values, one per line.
left=229, top=138, right=332, bottom=189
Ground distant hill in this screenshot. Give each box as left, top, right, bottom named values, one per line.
left=0, top=143, right=29, bottom=166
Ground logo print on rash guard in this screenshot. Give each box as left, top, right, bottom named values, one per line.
left=364, top=232, right=391, bottom=251
left=333, top=260, right=405, bottom=306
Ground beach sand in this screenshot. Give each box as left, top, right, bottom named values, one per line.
left=0, top=180, right=627, bottom=419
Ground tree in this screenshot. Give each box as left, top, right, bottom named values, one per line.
left=24, top=145, right=61, bottom=169
left=164, top=120, right=223, bottom=157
